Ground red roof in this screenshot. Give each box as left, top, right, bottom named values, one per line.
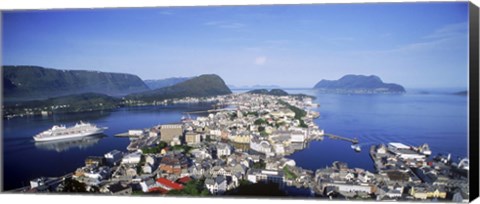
left=156, top=178, right=184, bottom=190
left=148, top=187, right=168, bottom=194
left=177, top=176, right=192, bottom=184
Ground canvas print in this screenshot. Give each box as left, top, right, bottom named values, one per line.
left=1, top=2, right=474, bottom=202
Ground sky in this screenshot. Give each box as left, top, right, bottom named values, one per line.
left=2, top=2, right=470, bottom=88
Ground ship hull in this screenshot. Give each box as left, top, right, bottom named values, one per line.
left=34, top=128, right=107, bottom=142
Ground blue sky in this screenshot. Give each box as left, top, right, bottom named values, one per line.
left=2, top=2, right=469, bottom=88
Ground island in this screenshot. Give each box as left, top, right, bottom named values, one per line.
left=313, top=74, right=406, bottom=94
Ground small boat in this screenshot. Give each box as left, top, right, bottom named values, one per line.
left=351, top=144, right=361, bottom=152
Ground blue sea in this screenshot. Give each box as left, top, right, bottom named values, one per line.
left=2, top=89, right=468, bottom=190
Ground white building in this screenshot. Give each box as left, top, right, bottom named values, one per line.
left=128, top=129, right=144, bottom=136
left=290, top=131, right=306, bottom=143
left=122, top=152, right=142, bottom=164
left=273, top=143, right=285, bottom=155
left=388, top=142, right=426, bottom=160
left=250, top=139, right=273, bottom=155
left=216, top=142, right=232, bottom=157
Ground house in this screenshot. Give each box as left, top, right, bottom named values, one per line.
left=210, top=166, right=232, bottom=177
left=216, top=142, right=233, bottom=158
left=125, top=168, right=137, bottom=177
left=142, top=164, right=153, bottom=174
left=140, top=178, right=156, bottom=192
left=188, top=164, right=205, bottom=179
left=205, top=175, right=227, bottom=195
left=231, top=164, right=247, bottom=179
left=190, top=147, right=212, bottom=160
left=159, top=153, right=189, bottom=175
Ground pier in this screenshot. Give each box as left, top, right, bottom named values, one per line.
left=324, top=133, right=358, bottom=144
left=184, top=108, right=236, bottom=114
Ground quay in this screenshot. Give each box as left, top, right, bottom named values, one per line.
left=324, top=133, right=358, bottom=144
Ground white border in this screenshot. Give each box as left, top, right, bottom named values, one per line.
left=1, top=1, right=478, bottom=204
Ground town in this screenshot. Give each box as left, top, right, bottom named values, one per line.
left=15, top=93, right=470, bottom=202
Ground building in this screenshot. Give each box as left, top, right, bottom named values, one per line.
left=128, top=129, right=144, bottom=136
left=104, top=150, right=123, bottom=165
left=205, top=175, right=227, bottom=195
left=155, top=178, right=184, bottom=191
left=159, top=153, right=188, bottom=175
left=216, top=142, right=232, bottom=158
left=231, top=133, right=251, bottom=144
left=85, top=156, right=104, bottom=167
left=387, top=142, right=426, bottom=160
left=247, top=169, right=285, bottom=187
left=101, top=183, right=132, bottom=195
left=122, top=152, right=142, bottom=165
left=320, top=181, right=373, bottom=194
left=185, top=131, right=201, bottom=145
left=250, top=138, right=273, bottom=156
left=290, top=131, right=306, bottom=143
left=160, top=124, right=183, bottom=143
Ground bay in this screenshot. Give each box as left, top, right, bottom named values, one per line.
left=2, top=89, right=469, bottom=191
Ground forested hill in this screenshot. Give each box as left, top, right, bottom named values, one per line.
left=126, top=74, right=232, bottom=102
left=3, top=65, right=150, bottom=101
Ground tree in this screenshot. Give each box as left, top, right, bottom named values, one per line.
left=167, top=179, right=210, bottom=196
left=254, top=118, right=266, bottom=125
left=62, top=178, right=87, bottom=193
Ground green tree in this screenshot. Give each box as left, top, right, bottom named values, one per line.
left=62, top=178, right=87, bottom=193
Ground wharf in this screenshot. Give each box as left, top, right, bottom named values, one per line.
left=324, top=133, right=358, bottom=144
left=114, top=132, right=140, bottom=137
left=126, top=136, right=158, bottom=151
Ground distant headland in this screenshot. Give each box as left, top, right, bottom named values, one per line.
left=313, top=74, right=406, bottom=94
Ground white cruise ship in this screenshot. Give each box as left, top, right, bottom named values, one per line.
left=33, top=121, right=107, bottom=142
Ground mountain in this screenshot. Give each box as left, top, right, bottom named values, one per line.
left=229, top=84, right=280, bottom=90
left=144, top=77, right=191, bottom=89
left=3, top=65, right=150, bottom=101
left=126, top=74, right=232, bottom=102
left=251, top=85, right=280, bottom=89
left=3, top=92, right=121, bottom=116
left=313, top=74, right=406, bottom=94
left=248, top=89, right=289, bottom=96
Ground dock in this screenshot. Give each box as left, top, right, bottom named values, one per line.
left=324, top=133, right=359, bottom=144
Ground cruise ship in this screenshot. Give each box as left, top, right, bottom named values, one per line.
left=33, top=121, right=107, bottom=142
